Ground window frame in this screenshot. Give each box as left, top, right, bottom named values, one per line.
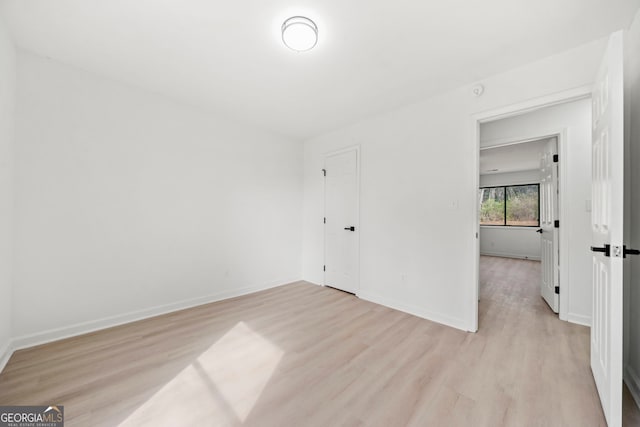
left=479, top=183, right=540, bottom=227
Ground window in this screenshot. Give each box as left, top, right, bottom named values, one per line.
left=479, top=186, right=505, bottom=225
left=479, top=184, right=539, bottom=227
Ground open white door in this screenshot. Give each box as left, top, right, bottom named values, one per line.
left=324, top=149, right=359, bottom=293
left=540, top=138, right=559, bottom=313
left=590, top=31, right=624, bottom=427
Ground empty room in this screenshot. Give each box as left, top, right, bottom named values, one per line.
left=1, top=1, right=640, bottom=426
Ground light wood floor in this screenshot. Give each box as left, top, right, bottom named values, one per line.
left=0, top=256, right=637, bottom=426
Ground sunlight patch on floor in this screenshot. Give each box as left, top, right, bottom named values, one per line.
left=119, top=321, right=284, bottom=426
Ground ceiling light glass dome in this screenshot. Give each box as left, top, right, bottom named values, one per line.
left=282, top=16, right=318, bottom=52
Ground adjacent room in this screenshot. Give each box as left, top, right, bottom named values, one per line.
left=1, top=1, right=640, bottom=426
left=478, top=137, right=550, bottom=318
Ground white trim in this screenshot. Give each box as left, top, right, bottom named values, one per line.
left=323, top=145, right=361, bottom=294
left=471, top=85, right=593, bottom=332
left=0, top=340, right=13, bottom=374
left=474, top=85, right=593, bottom=124
left=5, top=278, right=299, bottom=361
left=479, top=179, right=541, bottom=187
left=557, top=129, right=570, bottom=322
left=481, top=135, right=559, bottom=150
left=623, top=35, right=632, bottom=378
left=567, top=312, right=591, bottom=327
left=479, top=174, right=541, bottom=187
left=473, top=118, right=481, bottom=332
left=305, top=280, right=322, bottom=286
left=357, top=290, right=469, bottom=332
left=479, top=225, right=541, bottom=230
left=323, top=145, right=361, bottom=158
left=480, top=251, right=541, bottom=261
left=625, top=365, right=640, bottom=411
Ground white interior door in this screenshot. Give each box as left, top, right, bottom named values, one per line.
left=540, top=138, right=559, bottom=313
left=590, top=31, right=624, bottom=427
left=324, top=149, right=359, bottom=293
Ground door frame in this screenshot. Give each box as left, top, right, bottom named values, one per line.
left=323, top=145, right=361, bottom=294
left=470, top=85, right=592, bottom=332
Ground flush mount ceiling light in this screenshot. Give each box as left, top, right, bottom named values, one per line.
left=282, top=16, right=318, bottom=52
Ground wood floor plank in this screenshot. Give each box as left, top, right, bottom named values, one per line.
left=0, top=257, right=638, bottom=425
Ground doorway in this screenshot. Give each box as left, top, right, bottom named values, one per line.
left=473, top=95, right=593, bottom=329
left=478, top=136, right=559, bottom=314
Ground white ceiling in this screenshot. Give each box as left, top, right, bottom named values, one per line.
left=480, top=138, right=552, bottom=175
left=1, top=0, right=638, bottom=140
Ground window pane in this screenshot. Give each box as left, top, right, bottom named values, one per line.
left=506, top=185, right=539, bottom=226
left=479, top=187, right=505, bottom=225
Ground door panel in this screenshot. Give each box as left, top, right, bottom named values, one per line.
left=324, top=149, right=359, bottom=293
left=540, top=138, right=559, bottom=312
left=590, top=31, right=624, bottom=427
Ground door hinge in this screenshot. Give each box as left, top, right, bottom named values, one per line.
left=323, top=265, right=326, bottom=272
left=555, top=286, right=560, bottom=294
left=322, top=169, right=326, bottom=176
left=553, top=154, right=559, bottom=163
left=554, top=220, right=559, bottom=228
left=323, top=217, right=326, bottom=224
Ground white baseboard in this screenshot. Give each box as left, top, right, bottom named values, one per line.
left=7, top=277, right=300, bottom=359
left=480, top=251, right=541, bottom=261
left=566, top=312, right=591, bottom=327
left=625, top=365, right=640, bottom=411
left=0, top=339, right=13, bottom=374
left=357, top=289, right=469, bottom=332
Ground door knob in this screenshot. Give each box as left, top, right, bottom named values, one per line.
left=591, top=244, right=611, bottom=257
left=536, top=228, right=543, bottom=234
left=624, top=246, right=640, bottom=258
left=344, top=226, right=355, bottom=231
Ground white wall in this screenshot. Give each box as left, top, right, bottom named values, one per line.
left=480, top=227, right=541, bottom=260
left=302, top=37, right=606, bottom=331
left=479, top=170, right=541, bottom=260
left=479, top=99, right=592, bottom=325
left=0, top=16, right=15, bottom=364
left=11, top=52, right=303, bottom=344
left=625, top=7, right=640, bottom=408
left=479, top=169, right=540, bottom=187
